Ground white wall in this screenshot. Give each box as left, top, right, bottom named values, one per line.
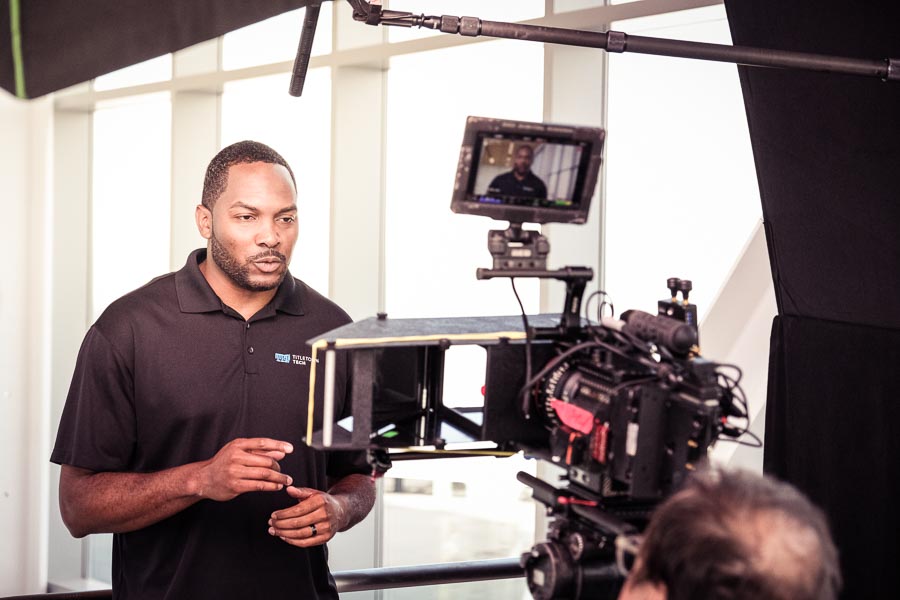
left=705, top=220, right=777, bottom=471
left=0, top=92, right=52, bottom=595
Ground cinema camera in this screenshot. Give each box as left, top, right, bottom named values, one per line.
left=304, top=117, right=754, bottom=599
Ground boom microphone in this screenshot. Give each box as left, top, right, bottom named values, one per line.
left=289, top=2, right=323, bottom=97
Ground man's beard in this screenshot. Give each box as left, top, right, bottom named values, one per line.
left=209, top=230, right=287, bottom=292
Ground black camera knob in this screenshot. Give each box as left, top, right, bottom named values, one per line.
left=678, top=279, right=693, bottom=302
left=567, top=532, right=587, bottom=560
left=521, top=542, right=575, bottom=600
left=667, top=277, right=680, bottom=300
left=488, top=232, right=508, bottom=254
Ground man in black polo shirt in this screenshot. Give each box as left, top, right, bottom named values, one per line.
left=487, top=144, right=548, bottom=200
left=51, top=141, right=375, bottom=599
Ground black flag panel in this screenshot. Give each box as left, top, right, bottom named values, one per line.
left=764, top=316, right=900, bottom=599
left=0, top=0, right=309, bottom=99
left=724, top=1, right=900, bottom=329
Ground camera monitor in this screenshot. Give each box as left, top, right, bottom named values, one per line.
left=451, top=116, right=605, bottom=225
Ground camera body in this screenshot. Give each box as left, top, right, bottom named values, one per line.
left=535, top=341, right=722, bottom=501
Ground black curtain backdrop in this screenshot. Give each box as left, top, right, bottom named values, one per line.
left=766, top=316, right=900, bottom=598
left=724, top=1, right=900, bottom=597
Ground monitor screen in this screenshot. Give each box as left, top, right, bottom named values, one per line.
left=451, top=117, right=605, bottom=225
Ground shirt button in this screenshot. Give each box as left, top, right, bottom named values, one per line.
left=248, top=346, right=254, bottom=354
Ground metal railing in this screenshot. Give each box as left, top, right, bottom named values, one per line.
left=2, top=557, right=524, bottom=599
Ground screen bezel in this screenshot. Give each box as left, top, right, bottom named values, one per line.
left=451, top=116, right=605, bottom=225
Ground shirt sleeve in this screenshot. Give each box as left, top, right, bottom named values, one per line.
left=50, top=325, right=137, bottom=472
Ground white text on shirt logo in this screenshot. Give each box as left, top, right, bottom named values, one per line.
left=274, top=352, right=318, bottom=366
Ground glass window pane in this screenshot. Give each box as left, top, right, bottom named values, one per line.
left=604, top=5, right=761, bottom=316
left=554, top=0, right=607, bottom=12
left=92, top=93, right=172, bottom=321
left=94, top=55, right=172, bottom=91
left=223, top=8, right=333, bottom=71
left=221, top=70, right=332, bottom=294
left=385, top=40, right=545, bottom=318
left=383, top=456, right=535, bottom=600
left=387, top=0, right=544, bottom=43
left=383, top=39, right=543, bottom=600
left=89, top=535, right=113, bottom=583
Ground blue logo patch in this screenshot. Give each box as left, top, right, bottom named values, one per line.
left=274, top=352, right=318, bottom=366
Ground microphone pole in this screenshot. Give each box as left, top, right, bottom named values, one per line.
left=342, top=0, right=899, bottom=82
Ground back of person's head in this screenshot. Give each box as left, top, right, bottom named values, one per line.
left=625, top=468, right=841, bottom=600
left=202, top=140, right=296, bottom=209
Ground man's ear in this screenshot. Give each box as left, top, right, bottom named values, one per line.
left=196, top=204, right=212, bottom=240
left=618, top=578, right=667, bottom=600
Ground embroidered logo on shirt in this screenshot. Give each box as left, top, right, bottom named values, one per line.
left=274, top=352, right=318, bottom=366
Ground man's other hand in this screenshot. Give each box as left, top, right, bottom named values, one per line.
left=267, top=486, right=348, bottom=547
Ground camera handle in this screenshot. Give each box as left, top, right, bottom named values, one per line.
left=477, top=263, right=593, bottom=336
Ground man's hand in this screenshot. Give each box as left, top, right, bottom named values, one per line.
left=268, top=486, right=348, bottom=547
left=197, top=438, right=294, bottom=501
left=58, top=437, right=297, bottom=538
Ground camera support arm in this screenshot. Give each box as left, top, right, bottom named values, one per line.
left=344, top=0, right=900, bottom=82
left=477, top=266, right=592, bottom=336
left=517, top=471, right=637, bottom=537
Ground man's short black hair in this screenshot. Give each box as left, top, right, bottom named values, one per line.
left=516, top=144, right=534, bottom=156
left=630, top=468, right=842, bottom=600
left=202, top=140, right=296, bottom=209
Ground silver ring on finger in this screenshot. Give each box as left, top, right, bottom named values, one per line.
left=310, top=523, right=317, bottom=537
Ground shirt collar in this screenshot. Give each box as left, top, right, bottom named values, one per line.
left=175, top=248, right=305, bottom=317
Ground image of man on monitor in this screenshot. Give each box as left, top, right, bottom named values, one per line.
left=487, top=144, right=548, bottom=200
